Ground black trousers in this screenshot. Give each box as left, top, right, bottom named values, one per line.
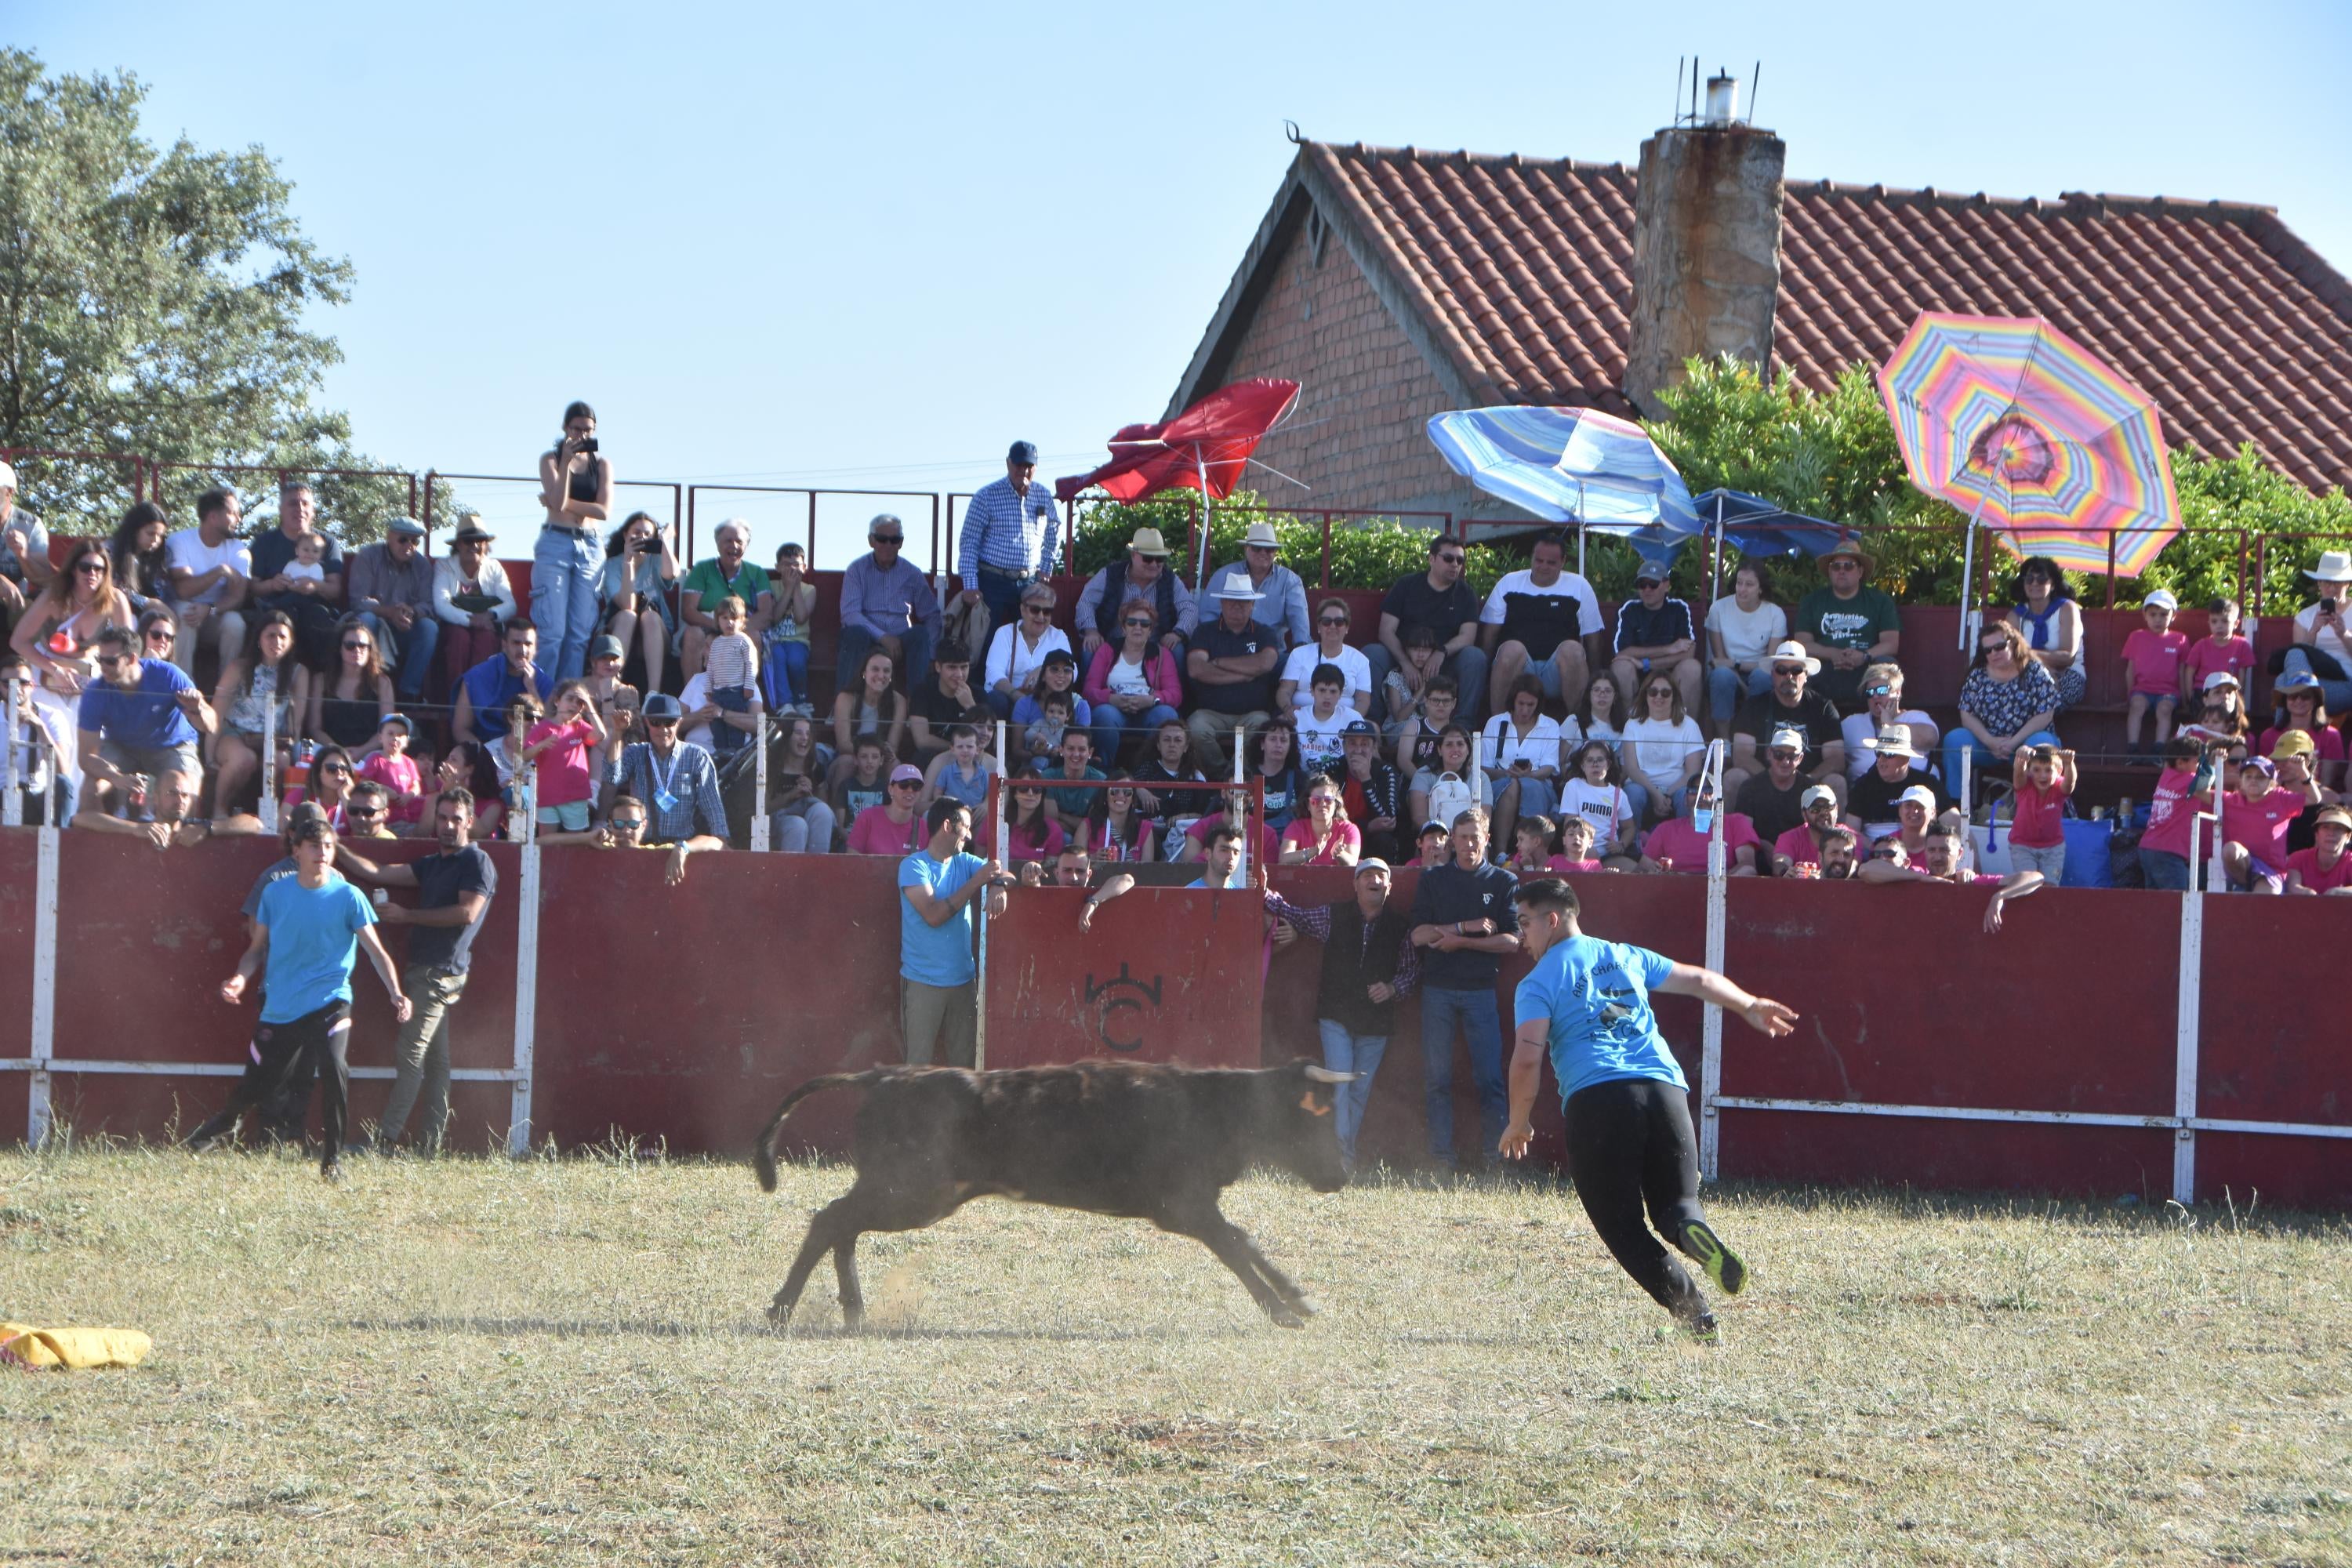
left=1563, top=1076, right=1712, bottom=1319
left=188, top=1000, right=353, bottom=1171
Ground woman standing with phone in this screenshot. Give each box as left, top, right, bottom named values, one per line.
left=535, top=401, right=613, bottom=682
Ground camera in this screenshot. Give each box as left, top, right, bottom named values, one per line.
left=564, top=434, right=599, bottom=456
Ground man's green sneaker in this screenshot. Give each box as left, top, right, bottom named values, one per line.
left=1679, top=1219, right=1748, bottom=1297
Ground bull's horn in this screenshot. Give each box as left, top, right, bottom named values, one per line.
left=1301, top=1066, right=1356, bottom=1084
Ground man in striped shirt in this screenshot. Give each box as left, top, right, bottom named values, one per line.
left=957, top=441, right=1063, bottom=633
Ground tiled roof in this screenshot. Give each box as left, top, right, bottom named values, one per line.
left=1218, top=140, right=2352, bottom=492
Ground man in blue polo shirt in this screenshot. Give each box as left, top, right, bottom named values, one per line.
left=898, top=799, right=1011, bottom=1067
left=1405, top=805, right=1519, bottom=1177
left=451, top=617, right=554, bottom=746
left=1498, top=876, right=1796, bottom=1341
left=74, top=624, right=216, bottom=818
left=187, top=817, right=412, bottom=1181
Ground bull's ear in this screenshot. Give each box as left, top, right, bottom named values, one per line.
left=1297, top=1090, right=1333, bottom=1117
left=1301, top=1065, right=1356, bottom=1084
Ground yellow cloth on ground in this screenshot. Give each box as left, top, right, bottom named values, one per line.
left=0, top=1322, right=151, bottom=1370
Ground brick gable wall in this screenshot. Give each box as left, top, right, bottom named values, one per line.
left=1214, top=213, right=1475, bottom=518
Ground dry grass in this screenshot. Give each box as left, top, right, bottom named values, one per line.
left=4, top=1143, right=2351, bottom=1566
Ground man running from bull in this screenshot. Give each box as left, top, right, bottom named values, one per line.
left=1497, top=877, right=1796, bottom=1341
left=187, top=816, right=412, bottom=1181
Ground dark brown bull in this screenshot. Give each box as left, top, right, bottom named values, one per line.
left=753, top=1059, right=1354, bottom=1330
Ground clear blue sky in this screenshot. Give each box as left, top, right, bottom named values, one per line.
left=18, top=0, right=2352, bottom=567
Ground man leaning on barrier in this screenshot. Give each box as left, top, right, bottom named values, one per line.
left=898, top=798, right=1014, bottom=1068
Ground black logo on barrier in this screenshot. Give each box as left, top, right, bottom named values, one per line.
left=1083, top=964, right=1163, bottom=1053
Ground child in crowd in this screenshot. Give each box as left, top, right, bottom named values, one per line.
left=1573, top=672, right=1628, bottom=760
left=920, top=722, right=995, bottom=813
left=2005, top=744, right=2074, bottom=884
left=488, top=693, right=543, bottom=833
left=283, top=531, right=328, bottom=586
left=521, top=679, right=611, bottom=834
left=764, top=542, right=815, bottom=713
left=2122, top=589, right=2189, bottom=759
left=356, top=713, right=425, bottom=829
left=2285, top=804, right=2352, bottom=894
left=1552, top=814, right=1609, bottom=873
left=830, top=736, right=891, bottom=827
left=1024, top=689, right=1074, bottom=761
left=2136, top=735, right=2211, bottom=890
left=1278, top=776, right=1359, bottom=866
left=2222, top=754, right=2308, bottom=893
left=701, top=594, right=762, bottom=757
left=1508, top=814, right=1559, bottom=873
left=1390, top=662, right=1457, bottom=773
left=1294, top=664, right=1352, bottom=772
left=1414, top=819, right=1451, bottom=869
left=1011, top=650, right=1092, bottom=753
left=2182, top=597, right=2256, bottom=702
left=2178, top=672, right=2248, bottom=745
left=1382, top=625, right=1448, bottom=737
left=1558, top=738, right=1639, bottom=862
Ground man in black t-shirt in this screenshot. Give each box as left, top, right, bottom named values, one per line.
left=1734, top=726, right=1815, bottom=851
left=334, top=788, right=499, bottom=1154
left=1370, top=535, right=1491, bottom=723
left=1185, top=582, right=1281, bottom=773
left=1726, top=640, right=1847, bottom=810
left=906, top=641, right=988, bottom=760
left=1476, top=531, right=1604, bottom=715
left=1846, top=724, right=1948, bottom=832
left=1404, top=808, right=1520, bottom=1174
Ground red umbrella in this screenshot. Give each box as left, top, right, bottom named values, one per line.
left=1059, top=378, right=1301, bottom=578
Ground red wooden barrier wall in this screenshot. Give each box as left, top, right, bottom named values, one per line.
left=9, top=829, right=2352, bottom=1208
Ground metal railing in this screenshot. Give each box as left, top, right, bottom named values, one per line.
left=420, top=473, right=683, bottom=557
left=147, top=462, right=422, bottom=529
left=684, top=486, right=945, bottom=573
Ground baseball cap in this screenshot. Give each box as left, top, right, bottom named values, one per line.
left=0, top=460, right=15, bottom=491
left=2276, top=670, right=2323, bottom=700
left=1040, top=648, right=1077, bottom=669
left=1769, top=726, right=1808, bottom=756
left=1896, top=784, right=1940, bottom=811
left=590, top=634, right=626, bottom=662
left=1342, top=717, right=1378, bottom=737
left=1419, top=820, right=1450, bottom=838
left=1007, top=441, right=1040, bottom=465
left=2143, top=589, right=2179, bottom=612
left=888, top=764, right=924, bottom=784
left=384, top=514, right=426, bottom=538
left=2201, top=670, right=2241, bottom=691
left=641, top=693, right=684, bottom=720
left=1801, top=783, right=1838, bottom=809
left=380, top=713, right=412, bottom=734
left=2245, top=756, right=2278, bottom=778
left=2272, top=728, right=2318, bottom=759
left=1353, top=857, right=1392, bottom=877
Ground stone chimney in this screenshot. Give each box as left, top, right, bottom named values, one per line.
left=1623, top=76, right=1787, bottom=418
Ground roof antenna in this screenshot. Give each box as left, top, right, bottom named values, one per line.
left=1748, top=61, right=1762, bottom=123
left=1672, top=57, right=1685, bottom=125
left=1691, top=45, right=1700, bottom=122
left=1283, top=119, right=1304, bottom=146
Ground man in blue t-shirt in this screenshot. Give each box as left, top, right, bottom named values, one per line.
left=1498, top=877, right=1795, bottom=1341
left=186, top=817, right=412, bottom=1180
left=898, top=799, right=1011, bottom=1067
left=75, top=625, right=216, bottom=816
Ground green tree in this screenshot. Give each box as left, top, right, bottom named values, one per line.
left=0, top=49, right=409, bottom=542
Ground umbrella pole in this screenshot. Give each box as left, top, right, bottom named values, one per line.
left=1196, top=452, right=1214, bottom=586
left=1955, top=488, right=1994, bottom=651
left=1711, top=493, right=1725, bottom=604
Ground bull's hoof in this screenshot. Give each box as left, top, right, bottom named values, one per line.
left=766, top=1301, right=797, bottom=1332
left=1269, top=1305, right=1306, bottom=1329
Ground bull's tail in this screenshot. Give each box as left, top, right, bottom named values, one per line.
left=753, top=1071, right=886, bottom=1192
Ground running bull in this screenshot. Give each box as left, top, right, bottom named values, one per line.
left=753, top=1059, right=1355, bottom=1329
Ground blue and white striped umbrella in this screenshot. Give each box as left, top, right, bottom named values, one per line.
left=1425, top=405, right=1704, bottom=540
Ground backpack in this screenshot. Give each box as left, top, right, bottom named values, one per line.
left=1428, top=771, right=1474, bottom=833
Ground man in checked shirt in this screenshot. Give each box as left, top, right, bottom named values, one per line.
left=957, top=441, right=1063, bottom=646
left=1260, top=857, right=1420, bottom=1172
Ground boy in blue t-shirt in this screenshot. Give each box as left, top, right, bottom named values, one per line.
left=1498, top=877, right=1796, bottom=1341
left=185, top=817, right=411, bottom=1179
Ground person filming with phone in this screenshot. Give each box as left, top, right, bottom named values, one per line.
left=535, top=400, right=614, bottom=683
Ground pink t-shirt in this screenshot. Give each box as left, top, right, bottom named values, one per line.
left=358, top=752, right=425, bottom=824
left=524, top=718, right=597, bottom=808
left=1644, top=813, right=1760, bottom=872
left=2221, top=787, right=2302, bottom=867
left=2288, top=845, right=2352, bottom=892
left=2139, top=766, right=2210, bottom=861
left=2009, top=779, right=2067, bottom=849
left=1773, top=824, right=1822, bottom=868
left=1280, top=818, right=1362, bottom=866
left=847, top=805, right=924, bottom=857
left=2183, top=634, right=2256, bottom=692
left=2257, top=724, right=2346, bottom=764
left=980, top=816, right=1066, bottom=864
left=2121, top=628, right=2190, bottom=695
left=1548, top=855, right=1605, bottom=873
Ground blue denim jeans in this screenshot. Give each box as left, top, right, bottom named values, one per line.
left=836, top=623, right=935, bottom=698
left=356, top=610, right=441, bottom=703
left=2140, top=846, right=2193, bottom=891
left=762, top=639, right=809, bottom=710
left=532, top=524, right=604, bottom=683
left=1707, top=663, right=1773, bottom=724
left=1316, top=1018, right=1388, bottom=1170
left=1421, top=984, right=1507, bottom=1167
left=1943, top=727, right=2060, bottom=803
left=1093, top=700, right=1179, bottom=763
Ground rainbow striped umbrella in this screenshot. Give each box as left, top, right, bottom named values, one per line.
left=1878, top=312, right=2180, bottom=639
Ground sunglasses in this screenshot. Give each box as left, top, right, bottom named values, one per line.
left=610, top=817, right=645, bottom=830
left=1023, top=604, right=1053, bottom=616
left=1773, top=666, right=1806, bottom=677
left=1319, top=615, right=1349, bottom=626
left=1434, top=553, right=1465, bottom=565
left=1828, top=561, right=1861, bottom=570
left=1864, top=684, right=1893, bottom=697
left=343, top=641, right=373, bottom=652
left=1123, top=618, right=1153, bottom=629
left=145, top=627, right=176, bottom=641
left=1770, top=750, right=1802, bottom=760
left=1980, top=643, right=2010, bottom=655
left=96, top=654, right=135, bottom=670
left=1871, top=848, right=1902, bottom=860
left=644, top=716, right=679, bottom=728
left=321, top=762, right=352, bottom=775
left=891, top=779, right=921, bottom=789
left=348, top=804, right=384, bottom=818
left=74, top=560, right=107, bottom=575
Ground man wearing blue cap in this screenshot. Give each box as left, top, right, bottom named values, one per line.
left=1609, top=555, right=1701, bottom=716
left=956, top=441, right=1062, bottom=637
left=347, top=516, right=440, bottom=704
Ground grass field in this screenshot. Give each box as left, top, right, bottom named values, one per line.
left=5, top=1144, right=2350, bottom=1566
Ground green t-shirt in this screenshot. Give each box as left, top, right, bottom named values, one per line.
left=1033, top=760, right=1106, bottom=818
left=681, top=558, right=773, bottom=617
left=1795, top=585, right=1900, bottom=654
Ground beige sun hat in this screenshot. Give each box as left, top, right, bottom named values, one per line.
left=1766, top=639, right=1821, bottom=676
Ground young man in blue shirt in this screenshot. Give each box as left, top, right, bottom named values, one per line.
left=898, top=799, right=1012, bottom=1067
left=1498, top=877, right=1796, bottom=1340
left=187, top=817, right=412, bottom=1180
